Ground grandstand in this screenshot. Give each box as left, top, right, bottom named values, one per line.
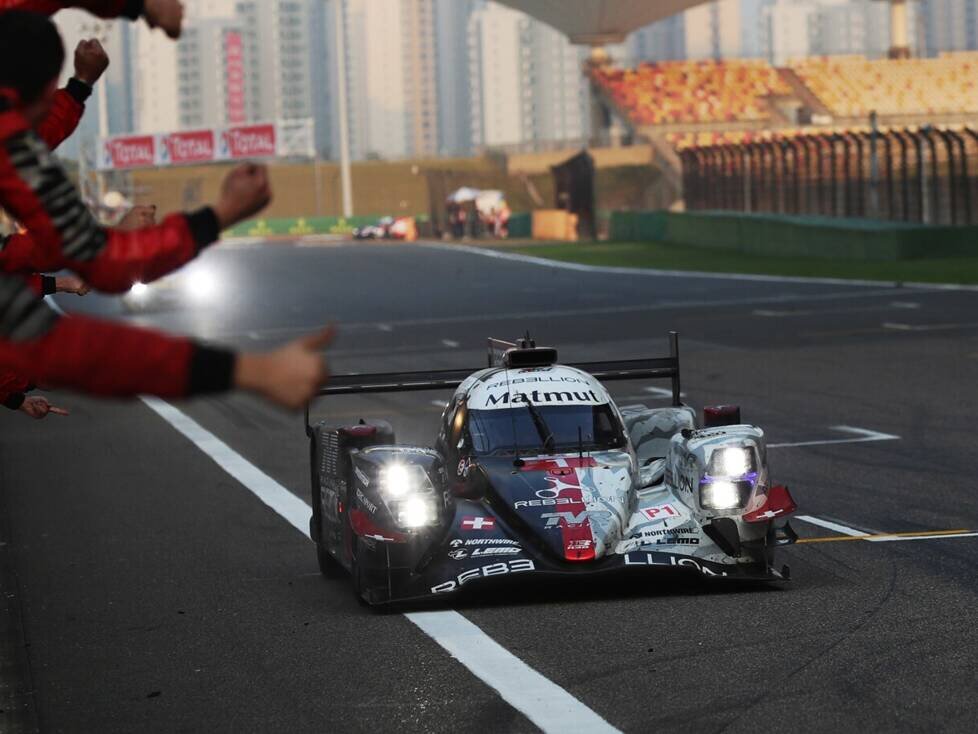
left=590, top=60, right=792, bottom=127
left=585, top=51, right=978, bottom=224
left=590, top=53, right=978, bottom=134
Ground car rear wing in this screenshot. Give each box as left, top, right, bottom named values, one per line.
left=305, top=331, right=682, bottom=436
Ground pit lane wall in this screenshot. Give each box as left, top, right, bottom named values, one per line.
left=610, top=211, right=978, bottom=260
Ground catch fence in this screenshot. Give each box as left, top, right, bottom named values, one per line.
left=679, top=126, right=978, bottom=225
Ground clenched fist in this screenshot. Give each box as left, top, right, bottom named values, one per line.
left=143, top=0, right=185, bottom=39
left=74, top=39, right=109, bottom=86
left=213, top=164, right=272, bottom=230
left=19, top=396, right=70, bottom=420
left=234, top=326, right=335, bottom=409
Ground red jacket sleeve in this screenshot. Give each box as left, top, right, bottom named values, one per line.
left=2, top=218, right=204, bottom=292
left=35, top=83, right=88, bottom=151
left=0, top=366, right=32, bottom=409
left=0, top=115, right=220, bottom=292
left=0, top=273, right=235, bottom=398
left=0, top=1, right=138, bottom=18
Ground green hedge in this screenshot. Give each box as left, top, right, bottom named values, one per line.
left=609, top=210, right=668, bottom=242
left=223, top=215, right=396, bottom=238
left=507, top=212, right=532, bottom=238
left=607, top=210, right=978, bottom=261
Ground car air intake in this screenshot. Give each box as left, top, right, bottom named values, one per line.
left=504, top=347, right=558, bottom=368
left=703, top=405, right=741, bottom=427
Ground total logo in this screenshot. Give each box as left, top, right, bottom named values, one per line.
left=430, top=559, right=535, bottom=594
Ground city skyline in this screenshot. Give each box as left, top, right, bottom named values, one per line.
left=53, top=0, right=978, bottom=162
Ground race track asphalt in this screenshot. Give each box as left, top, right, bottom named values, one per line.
left=2, top=240, right=977, bottom=733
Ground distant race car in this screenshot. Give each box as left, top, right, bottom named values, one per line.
left=352, top=216, right=412, bottom=240
left=305, top=333, right=798, bottom=606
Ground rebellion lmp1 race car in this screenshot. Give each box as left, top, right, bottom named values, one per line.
left=305, top=333, right=798, bottom=606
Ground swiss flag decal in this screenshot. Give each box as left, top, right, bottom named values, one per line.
left=461, top=516, right=495, bottom=530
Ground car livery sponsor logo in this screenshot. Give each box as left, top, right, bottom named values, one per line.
left=640, top=503, right=680, bottom=521
left=484, top=375, right=590, bottom=390
left=629, top=523, right=697, bottom=540
left=541, top=510, right=610, bottom=528
left=566, top=538, right=592, bottom=550
left=483, top=389, right=603, bottom=408
left=356, top=488, right=377, bottom=514
left=515, top=497, right=577, bottom=509
left=430, top=559, right=536, bottom=594
left=461, top=516, right=494, bottom=530
left=447, top=546, right=522, bottom=560
left=624, top=552, right=728, bottom=576
left=354, top=466, right=370, bottom=487
left=655, top=537, right=700, bottom=545
left=674, top=452, right=698, bottom=494
left=450, top=538, right=520, bottom=547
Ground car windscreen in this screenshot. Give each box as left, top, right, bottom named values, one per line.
left=467, top=404, right=625, bottom=456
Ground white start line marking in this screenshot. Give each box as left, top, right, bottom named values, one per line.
left=141, top=397, right=620, bottom=734
left=883, top=321, right=978, bottom=332
left=794, top=515, right=978, bottom=543
left=768, top=425, right=900, bottom=449
left=795, top=515, right=869, bottom=537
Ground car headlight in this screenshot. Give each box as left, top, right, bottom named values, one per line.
left=380, top=463, right=413, bottom=498
left=379, top=463, right=437, bottom=529
left=397, top=495, right=435, bottom=528
left=700, top=479, right=752, bottom=510
left=708, top=447, right=754, bottom=477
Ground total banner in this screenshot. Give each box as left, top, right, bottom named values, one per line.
left=97, top=119, right=313, bottom=171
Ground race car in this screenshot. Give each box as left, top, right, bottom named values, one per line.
left=304, top=333, right=798, bottom=606
left=352, top=216, right=413, bottom=240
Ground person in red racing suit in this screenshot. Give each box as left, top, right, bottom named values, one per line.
left=0, top=0, right=185, bottom=38
left=0, top=29, right=234, bottom=293
left=0, top=11, right=333, bottom=408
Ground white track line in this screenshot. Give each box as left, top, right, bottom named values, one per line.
left=768, top=425, right=899, bottom=449
left=142, top=397, right=619, bottom=734
left=405, top=612, right=619, bottom=734
left=882, top=321, right=978, bottom=332
left=418, top=242, right=978, bottom=291
left=795, top=515, right=871, bottom=537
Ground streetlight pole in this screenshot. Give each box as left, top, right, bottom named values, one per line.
left=332, top=0, right=354, bottom=218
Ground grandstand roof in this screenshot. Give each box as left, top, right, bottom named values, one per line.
left=494, top=0, right=707, bottom=44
